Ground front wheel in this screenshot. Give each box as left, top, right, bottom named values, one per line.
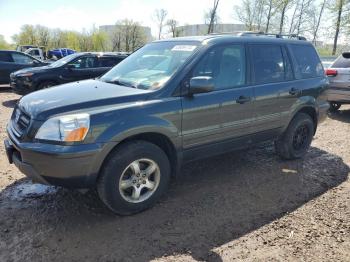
left=329, top=102, right=341, bottom=112
left=275, top=113, right=314, bottom=160
left=97, top=141, right=171, bottom=215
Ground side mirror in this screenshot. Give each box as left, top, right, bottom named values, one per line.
left=189, top=76, right=214, bottom=95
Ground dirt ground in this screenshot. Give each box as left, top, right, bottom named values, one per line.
left=0, top=87, right=349, bottom=262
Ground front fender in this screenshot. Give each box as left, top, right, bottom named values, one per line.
left=92, top=98, right=182, bottom=146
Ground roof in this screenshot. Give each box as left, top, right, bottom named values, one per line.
left=76, top=52, right=129, bottom=57
left=154, top=34, right=311, bottom=45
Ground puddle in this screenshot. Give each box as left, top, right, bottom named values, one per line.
left=3, top=182, right=58, bottom=201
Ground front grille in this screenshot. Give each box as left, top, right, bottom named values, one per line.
left=11, top=108, right=31, bottom=138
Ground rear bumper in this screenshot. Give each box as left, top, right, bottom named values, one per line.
left=325, top=87, right=350, bottom=103
left=5, top=126, right=117, bottom=188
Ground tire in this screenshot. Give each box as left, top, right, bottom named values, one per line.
left=329, top=102, right=341, bottom=112
left=97, top=140, right=171, bottom=215
left=37, top=81, right=57, bottom=90
left=275, top=113, right=314, bottom=160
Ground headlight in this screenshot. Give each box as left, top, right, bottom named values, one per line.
left=17, top=73, right=34, bottom=77
left=35, top=113, right=90, bottom=142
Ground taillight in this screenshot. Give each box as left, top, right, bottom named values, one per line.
left=326, top=69, right=338, bottom=76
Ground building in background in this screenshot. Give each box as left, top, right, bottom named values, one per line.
left=176, top=24, right=246, bottom=37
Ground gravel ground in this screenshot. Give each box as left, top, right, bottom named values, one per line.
left=0, top=89, right=349, bottom=262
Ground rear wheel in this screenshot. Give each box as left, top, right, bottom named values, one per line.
left=275, top=113, right=314, bottom=160
left=97, top=140, right=171, bottom=215
left=329, top=102, right=341, bottom=112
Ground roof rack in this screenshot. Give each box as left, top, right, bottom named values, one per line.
left=209, top=31, right=307, bottom=41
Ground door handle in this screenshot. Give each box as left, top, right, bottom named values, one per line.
left=289, top=87, right=300, bottom=96
left=236, top=96, right=251, bottom=104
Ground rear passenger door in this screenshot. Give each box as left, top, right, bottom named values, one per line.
left=249, top=44, right=295, bottom=135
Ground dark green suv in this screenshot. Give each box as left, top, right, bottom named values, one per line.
left=4, top=33, right=329, bottom=215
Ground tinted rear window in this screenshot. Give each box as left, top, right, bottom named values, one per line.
left=331, top=55, right=350, bottom=68
left=0, top=52, right=12, bottom=62
left=98, top=56, right=123, bottom=67
left=290, top=44, right=323, bottom=78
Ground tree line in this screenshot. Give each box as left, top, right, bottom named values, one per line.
left=234, top=0, right=350, bottom=55
left=2, top=0, right=350, bottom=55
left=6, top=20, right=147, bottom=53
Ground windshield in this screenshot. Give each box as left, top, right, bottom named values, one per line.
left=48, top=53, right=80, bottom=68
left=100, top=41, right=200, bottom=90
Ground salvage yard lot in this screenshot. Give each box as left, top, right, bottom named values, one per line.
left=0, top=89, right=349, bottom=262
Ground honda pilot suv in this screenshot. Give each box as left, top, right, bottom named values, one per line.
left=4, top=34, right=329, bottom=215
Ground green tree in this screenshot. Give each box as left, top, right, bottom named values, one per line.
left=0, top=35, right=11, bottom=50
left=13, top=24, right=37, bottom=45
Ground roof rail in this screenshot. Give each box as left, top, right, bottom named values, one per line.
left=209, top=31, right=307, bottom=41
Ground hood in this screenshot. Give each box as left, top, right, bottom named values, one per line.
left=18, top=79, right=151, bottom=120
left=14, top=65, right=52, bottom=75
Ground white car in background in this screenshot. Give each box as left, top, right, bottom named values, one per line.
left=326, top=52, right=350, bottom=111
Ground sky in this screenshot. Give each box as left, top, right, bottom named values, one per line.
left=0, top=0, right=240, bottom=43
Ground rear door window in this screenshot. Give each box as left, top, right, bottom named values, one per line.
left=250, top=44, right=287, bottom=84
left=98, top=57, right=122, bottom=67
left=289, top=44, right=323, bottom=78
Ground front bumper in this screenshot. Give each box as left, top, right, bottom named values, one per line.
left=5, top=125, right=117, bottom=188
left=10, top=76, right=34, bottom=95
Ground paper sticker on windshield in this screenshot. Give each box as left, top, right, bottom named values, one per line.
left=171, top=45, right=197, bottom=52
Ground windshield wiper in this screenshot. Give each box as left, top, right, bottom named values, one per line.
left=103, top=79, right=138, bottom=89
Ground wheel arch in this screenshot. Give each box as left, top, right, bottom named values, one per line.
left=291, top=106, right=318, bottom=134
left=96, top=132, right=180, bottom=184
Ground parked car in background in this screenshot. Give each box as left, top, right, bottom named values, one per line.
left=47, top=48, right=76, bottom=60
left=24, top=47, right=46, bottom=61
left=4, top=33, right=329, bottom=215
left=16, top=45, right=45, bottom=53
left=325, top=52, right=350, bottom=111
left=0, top=50, right=48, bottom=85
left=10, top=52, right=128, bottom=94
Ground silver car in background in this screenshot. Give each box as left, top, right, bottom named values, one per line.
left=326, top=52, right=350, bottom=111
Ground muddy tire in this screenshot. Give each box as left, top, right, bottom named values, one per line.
left=275, top=113, right=314, bottom=160
left=97, top=140, right=171, bottom=215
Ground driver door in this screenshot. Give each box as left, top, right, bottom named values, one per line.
left=181, top=44, right=255, bottom=160
left=61, top=55, right=98, bottom=82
